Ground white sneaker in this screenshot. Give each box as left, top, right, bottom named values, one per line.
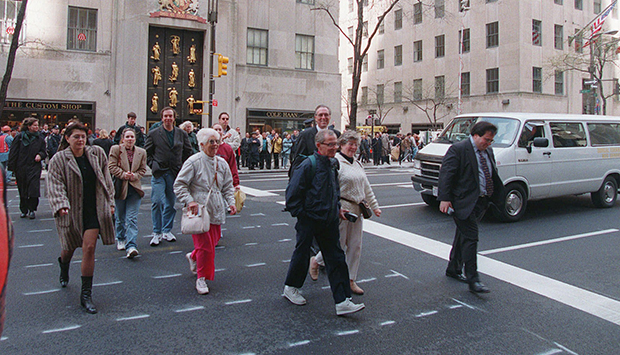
left=126, top=247, right=139, bottom=259
left=149, top=233, right=162, bottom=246
left=196, top=277, right=209, bottom=294
left=116, top=240, right=126, bottom=250
left=335, top=298, right=365, bottom=316
left=283, top=285, right=306, bottom=305
left=186, top=252, right=197, bottom=274
left=162, top=232, right=176, bottom=242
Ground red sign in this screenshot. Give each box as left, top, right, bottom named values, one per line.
left=212, top=99, right=218, bottom=107
left=77, top=33, right=86, bottom=41
left=6, top=26, right=14, bottom=35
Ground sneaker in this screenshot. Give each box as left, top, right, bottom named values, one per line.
left=283, top=285, right=306, bottom=306
left=126, top=247, right=139, bottom=259
left=116, top=240, right=126, bottom=251
left=149, top=233, right=162, bottom=246
left=196, top=277, right=209, bottom=294
left=186, top=252, right=197, bottom=275
left=162, top=232, right=176, bottom=242
left=335, top=298, right=365, bottom=316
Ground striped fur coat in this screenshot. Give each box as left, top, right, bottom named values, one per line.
left=47, top=145, right=115, bottom=250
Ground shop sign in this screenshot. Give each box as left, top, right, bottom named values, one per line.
left=4, top=100, right=93, bottom=111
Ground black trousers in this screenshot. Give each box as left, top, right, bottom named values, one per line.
left=272, top=153, right=279, bottom=169
left=259, top=150, right=271, bottom=169
left=17, top=173, right=40, bottom=213
left=446, top=197, right=489, bottom=283
left=285, top=216, right=351, bottom=304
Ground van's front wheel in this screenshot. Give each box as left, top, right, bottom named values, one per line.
left=591, top=176, right=618, bottom=208
left=497, top=183, right=527, bottom=222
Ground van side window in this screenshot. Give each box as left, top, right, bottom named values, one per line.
left=550, top=122, right=587, bottom=148
left=587, top=123, right=620, bottom=146
left=518, top=122, right=545, bottom=148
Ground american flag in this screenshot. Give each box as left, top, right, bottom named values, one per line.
left=591, top=1, right=616, bottom=37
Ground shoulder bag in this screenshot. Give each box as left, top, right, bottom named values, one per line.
left=181, top=157, right=218, bottom=235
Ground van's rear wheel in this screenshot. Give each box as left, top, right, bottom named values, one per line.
left=498, top=183, right=527, bottom=222
left=591, top=176, right=618, bottom=208
left=421, top=193, right=438, bottom=207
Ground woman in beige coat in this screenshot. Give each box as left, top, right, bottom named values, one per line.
left=47, top=122, right=115, bottom=314
left=108, top=129, right=147, bottom=258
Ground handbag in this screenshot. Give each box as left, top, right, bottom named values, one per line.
left=234, top=189, right=246, bottom=212
left=358, top=199, right=373, bottom=219
left=113, top=177, right=123, bottom=200
left=181, top=203, right=210, bottom=235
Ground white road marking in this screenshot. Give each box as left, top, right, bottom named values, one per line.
left=245, top=242, right=258, bottom=246
left=415, top=310, right=438, bottom=318
left=25, top=263, right=53, bottom=268
left=242, top=226, right=256, bottom=229
left=215, top=268, right=226, bottom=272
left=356, top=277, right=376, bottom=283
left=278, top=238, right=292, bottom=242
left=93, top=281, right=123, bottom=287
left=272, top=223, right=289, bottom=226
left=288, top=340, right=311, bottom=347
left=448, top=304, right=463, bottom=309
left=364, top=219, right=620, bottom=327
left=225, top=299, right=252, bottom=305
left=276, top=201, right=285, bottom=205
left=152, top=274, right=182, bottom=279
left=536, top=350, right=563, bottom=355
left=242, top=175, right=289, bottom=182
left=451, top=298, right=476, bottom=310
left=39, top=218, right=55, bottom=221
left=175, top=306, right=205, bottom=313
left=18, top=244, right=44, bottom=248
left=0, top=336, right=7, bottom=341
left=553, top=342, right=579, bottom=355
left=380, top=320, right=396, bottom=326
left=23, top=289, right=60, bottom=296
left=336, top=330, right=360, bottom=336
left=227, top=214, right=241, bottom=218
left=28, top=229, right=53, bottom=233
left=250, top=213, right=265, bottom=216
left=169, top=251, right=183, bottom=254
left=480, top=229, right=619, bottom=255
left=116, top=314, right=150, bottom=321
left=379, top=202, right=426, bottom=209
left=42, top=325, right=81, bottom=334
left=238, top=186, right=278, bottom=197
left=245, top=263, right=266, bottom=268
left=384, top=269, right=410, bottom=280
left=282, top=259, right=291, bottom=263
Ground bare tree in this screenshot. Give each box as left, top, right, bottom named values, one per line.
left=311, top=0, right=402, bottom=128
left=0, top=0, right=28, bottom=118
left=403, top=80, right=455, bottom=130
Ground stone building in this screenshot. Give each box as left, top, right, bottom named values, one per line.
left=0, top=0, right=341, bottom=134
left=339, top=0, right=620, bottom=134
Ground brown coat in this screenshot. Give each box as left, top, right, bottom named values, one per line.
left=108, top=144, right=147, bottom=199
left=47, top=145, right=115, bottom=251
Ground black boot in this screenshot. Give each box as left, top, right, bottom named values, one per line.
left=58, top=257, right=70, bottom=287
left=80, top=276, right=97, bottom=314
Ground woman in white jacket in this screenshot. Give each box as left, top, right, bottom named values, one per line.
left=174, top=128, right=236, bottom=295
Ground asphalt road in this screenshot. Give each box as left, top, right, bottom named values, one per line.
left=2, top=163, right=620, bottom=354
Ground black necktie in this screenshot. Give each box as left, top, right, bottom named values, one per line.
left=478, top=151, right=493, bottom=196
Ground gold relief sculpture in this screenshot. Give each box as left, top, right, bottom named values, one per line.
left=152, top=66, right=162, bottom=86
left=187, top=44, right=197, bottom=64
left=188, top=69, right=196, bottom=88
left=169, top=62, right=179, bottom=82
left=187, top=95, right=196, bottom=114
left=151, top=42, right=161, bottom=61
left=151, top=93, right=159, bottom=113
left=168, top=87, right=178, bottom=107
left=171, top=35, right=181, bottom=55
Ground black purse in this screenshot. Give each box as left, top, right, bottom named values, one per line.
left=358, top=200, right=372, bottom=219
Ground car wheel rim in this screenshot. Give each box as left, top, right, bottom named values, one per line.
left=505, top=190, right=523, bottom=217
left=603, top=182, right=616, bottom=203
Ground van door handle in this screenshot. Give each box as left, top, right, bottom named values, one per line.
left=543, top=152, right=551, bottom=156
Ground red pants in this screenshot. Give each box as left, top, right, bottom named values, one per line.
left=190, top=224, right=221, bottom=280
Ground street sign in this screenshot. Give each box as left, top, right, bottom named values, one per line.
left=584, top=80, right=597, bottom=85
left=6, top=26, right=14, bottom=35
left=213, top=99, right=218, bottom=107
left=580, top=89, right=591, bottom=93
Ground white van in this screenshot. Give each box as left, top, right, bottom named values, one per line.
left=411, top=113, right=620, bottom=222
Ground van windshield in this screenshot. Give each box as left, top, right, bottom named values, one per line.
left=435, top=116, right=520, bottom=147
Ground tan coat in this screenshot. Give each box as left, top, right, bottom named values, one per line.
left=47, top=146, right=115, bottom=251
left=108, top=144, right=147, bottom=199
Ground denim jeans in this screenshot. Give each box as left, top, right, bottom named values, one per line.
left=151, top=171, right=177, bottom=234
left=115, top=186, right=142, bottom=249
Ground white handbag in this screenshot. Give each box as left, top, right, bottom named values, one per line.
left=181, top=202, right=210, bottom=235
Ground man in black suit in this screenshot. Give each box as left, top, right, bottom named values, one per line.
left=437, top=121, right=503, bottom=293
left=289, top=105, right=340, bottom=174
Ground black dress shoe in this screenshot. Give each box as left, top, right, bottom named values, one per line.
left=28, top=211, right=35, bottom=219
left=469, top=282, right=490, bottom=293
left=20, top=213, right=27, bottom=218
left=446, top=271, right=468, bottom=283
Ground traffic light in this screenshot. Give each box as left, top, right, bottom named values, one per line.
left=217, top=54, right=229, bottom=77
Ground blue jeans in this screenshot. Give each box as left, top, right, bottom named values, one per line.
left=151, top=171, right=177, bottom=234
left=115, top=186, right=142, bottom=249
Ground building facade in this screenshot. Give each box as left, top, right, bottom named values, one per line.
left=339, top=0, right=620, bottom=134
left=0, top=0, right=341, bottom=134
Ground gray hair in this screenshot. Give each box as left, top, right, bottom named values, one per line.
left=314, top=104, right=331, bottom=116
left=180, top=121, right=194, bottom=131
left=196, top=128, right=219, bottom=145
left=315, top=129, right=337, bottom=144
left=338, top=129, right=360, bottom=146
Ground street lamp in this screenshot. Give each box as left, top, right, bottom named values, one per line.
left=587, top=29, right=618, bottom=115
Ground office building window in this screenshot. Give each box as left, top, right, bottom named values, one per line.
left=395, top=9, right=402, bottom=30
left=348, top=26, right=354, bottom=39
left=414, top=3, right=423, bottom=24
left=247, top=28, right=268, bottom=66
left=362, top=54, right=368, bottom=72
left=413, top=79, right=423, bottom=100
left=486, top=68, right=499, bottom=93
left=378, top=18, right=384, bottom=34
left=363, top=21, right=368, bottom=37
left=377, top=84, right=384, bottom=104
left=348, top=89, right=352, bottom=103
left=0, top=0, right=24, bottom=44
left=532, top=20, right=542, bottom=46
left=486, top=22, right=499, bottom=48
left=487, top=0, right=498, bottom=2
left=533, top=67, right=542, bottom=93
left=394, top=81, right=403, bottom=103
left=361, top=86, right=368, bottom=105
left=347, top=57, right=353, bottom=74
left=435, top=0, right=445, bottom=18
left=295, top=34, right=314, bottom=70
left=554, top=0, right=562, bottom=4
left=297, top=0, right=314, bottom=4
left=67, top=6, right=97, bottom=51
left=459, top=28, right=470, bottom=53
left=435, top=35, right=445, bottom=58
left=348, top=0, right=354, bottom=12
left=377, top=49, right=384, bottom=69
left=594, top=0, right=601, bottom=13
left=413, top=40, right=423, bottom=62
left=461, top=72, right=470, bottom=96
left=435, top=76, right=445, bottom=99
left=555, top=70, right=564, bottom=95
left=574, top=0, right=582, bottom=10
left=554, top=25, right=564, bottom=50
left=394, top=45, right=402, bottom=66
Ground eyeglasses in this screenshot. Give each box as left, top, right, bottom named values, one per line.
left=220, top=117, right=229, bottom=121
left=208, top=139, right=221, bottom=145
left=483, top=138, right=495, bottom=144
left=320, top=142, right=339, bottom=147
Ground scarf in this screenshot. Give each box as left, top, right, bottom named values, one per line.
left=21, top=131, right=39, bottom=147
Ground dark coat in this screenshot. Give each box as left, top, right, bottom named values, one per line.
left=437, top=139, right=504, bottom=220
left=8, top=133, right=46, bottom=198
left=286, top=152, right=340, bottom=222
left=46, top=133, right=62, bottom=158
left=93, top=138, right=113, bottom=156
left=144, top=126, right=192, bottom=178
left=114, top=123, right=145, bottom=147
